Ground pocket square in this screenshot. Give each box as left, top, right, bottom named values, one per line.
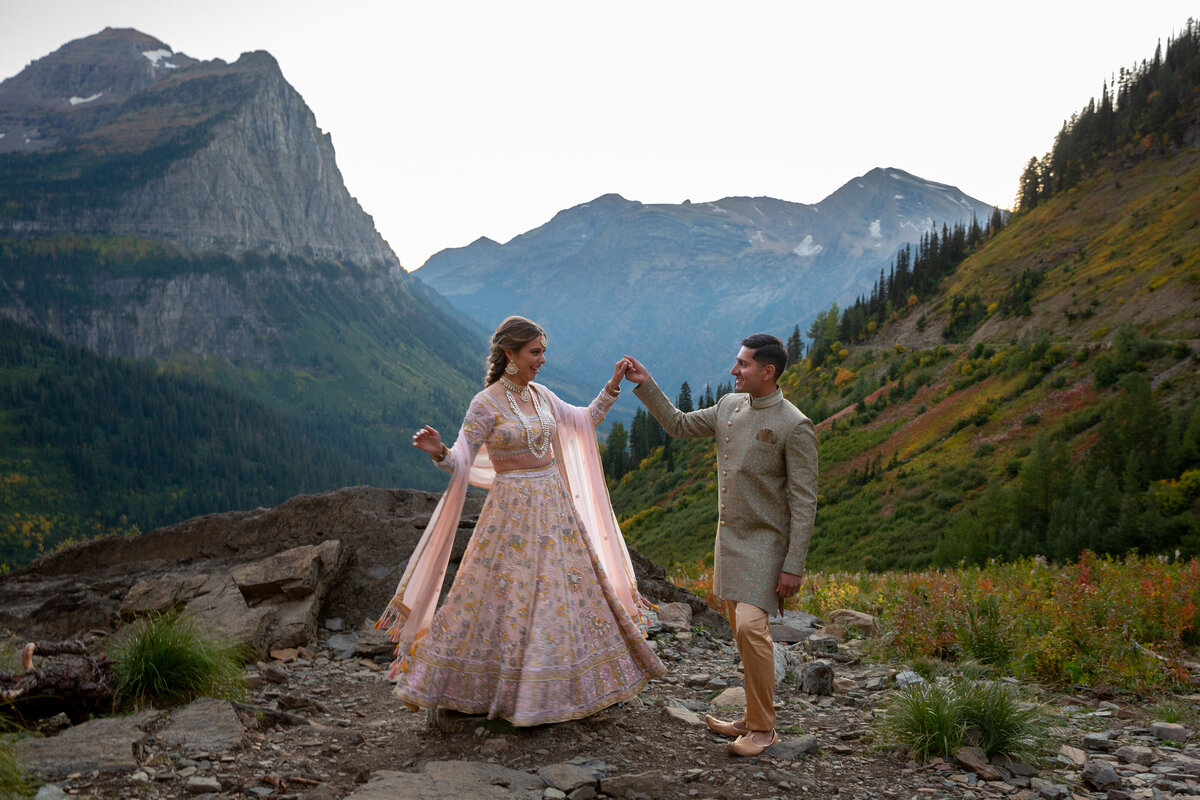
left=755, top=428, right=777, bottom=444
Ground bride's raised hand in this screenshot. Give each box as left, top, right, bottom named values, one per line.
left=411, top=424, right=443, bottom=456
left=608, top=357, right=630, bottom=389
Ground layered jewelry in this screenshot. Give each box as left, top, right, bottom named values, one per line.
left=499, top=375, right=532, bottom=403
left=505, top=361, right=519, bottom=375
left=499, top=377, right=552, bottom=457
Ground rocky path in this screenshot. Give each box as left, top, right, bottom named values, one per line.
left=16, top=610, right=1200, bottom=800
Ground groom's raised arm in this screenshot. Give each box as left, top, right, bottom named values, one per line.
left=625, top=356, right=718, bottom=439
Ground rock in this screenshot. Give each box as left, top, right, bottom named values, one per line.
left=1057, top=744, right=1087, bottom=768
left=15, top=710, right=159, bottom=775
left=538, top=763, right=596, bottom=793
left=664, top=704, right=703, bottom=726
left=894, top=670, right=925, bottom=689
left=1150, top=721, right=1191, bottom=742
left=818, top=623, right=849, bottom=642
left=262, top=662, right=290, bottom=684
left=184, top=776, right=223, bottom=794
left=711, top=686, right=746, bottom=707
left=828, top=608, right=878, bottom=636
left=833, top=676, right=859, bottom=694
left=1082, top=731, right=1115, bottom=751
left=803, top=633, right=839, bottom=654
left=326, top=632, right=360, bottom=659
left=345, top=761, right=545, bottom=800
left=600, top=771, right=668, bottom=800
left=544, top=789, right=567, bottom=800
left=33, top=785, right=67, bottom=800
left=1105, top=790, right=1133, bottom=800
left=480, top=736, right=510, bottom=756
left=156, top=697, right=245, bottom=755
left=568, top=787, right=596, bottom=800
left=1115, top=745, right=1156, bottom=766
left=324, top=617, right=345, bottom=631
left=800, top=660, right=834, bottom=696
left=352, top=628, right=396, bottom=658
left=955, top=746, right=1002, bottom=781
left=1029, top=776, right=1068, bottom=799
left=656, top=602, right=693, bottom=632
left=1082, top=759, right=1122, bottom=791
left=269, top=647, right=299, bottom=662
left=769, top=610, right=823, bottom=643
left=773, top=642, right=795, bottom=684
left=771, top=734, right=819, bottom=760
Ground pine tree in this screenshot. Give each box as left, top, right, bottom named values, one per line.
left=677, top=381, right=694, bottom=413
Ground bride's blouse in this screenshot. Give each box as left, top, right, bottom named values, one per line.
left=436, top=383, right=618, bottom=474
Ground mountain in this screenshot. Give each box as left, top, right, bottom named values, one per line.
left=415, top=170, right=998, bottom=392
left=0, top=29, right=486, bottom=564
left=0, top=28, right=393, bottom=265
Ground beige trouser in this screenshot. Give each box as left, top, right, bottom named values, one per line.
left=724, top=599, right=776, bottom=731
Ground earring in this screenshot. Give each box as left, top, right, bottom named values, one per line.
left=505, top=361, right=518, bottom=375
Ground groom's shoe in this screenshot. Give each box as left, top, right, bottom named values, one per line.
left=727, top=729, right=780, bottom=757
left=704, top=714, right=749, bottom=737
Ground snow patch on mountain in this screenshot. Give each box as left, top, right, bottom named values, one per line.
left=793, top=235, right=824, bottom=257
left=68, top=93, right=103, bottom=106
left=142, top=49, right=178, bottom=68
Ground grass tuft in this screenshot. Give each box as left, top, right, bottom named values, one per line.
left=878, top=679, right=1053, bottom=762
left=107, top=612, right=247, bottom=709
left=879, top=681, right=965, bottom=760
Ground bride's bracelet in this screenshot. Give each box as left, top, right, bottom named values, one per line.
left=604, top=382, right=621, bottom=397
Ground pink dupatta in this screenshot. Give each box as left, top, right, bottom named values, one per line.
left=376, top=384, right=645, bottom=671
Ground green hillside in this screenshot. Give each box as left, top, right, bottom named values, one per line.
left=610, top=145, right=1200, bottom=573
left=0, top=318, right=414, bottom=569
left=609, top=21, right=1200, bottom=571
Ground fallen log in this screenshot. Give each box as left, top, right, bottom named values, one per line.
left=0, top=642, right=114, bottom=724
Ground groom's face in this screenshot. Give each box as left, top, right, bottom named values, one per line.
left=731, top=346, right=770, bottom=397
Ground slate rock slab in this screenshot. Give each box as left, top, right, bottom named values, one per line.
left=156, top=696, right=244, bottom=755
left=16, top=710, right=159, bottom=776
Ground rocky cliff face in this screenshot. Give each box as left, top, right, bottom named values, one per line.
left=0, top=28, right=397, bottom=268
left=416, top=170, right=999, bottom=390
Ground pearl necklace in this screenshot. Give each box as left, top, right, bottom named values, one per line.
left=500, top=379, right=552, bottom=457
left=499, top=376, right=532, bottom=402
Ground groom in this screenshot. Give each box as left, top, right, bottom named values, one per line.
left=624, top=334, right=818, bottom=756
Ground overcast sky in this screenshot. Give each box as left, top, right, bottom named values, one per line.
left=2, top=1, right=1196, bottom=270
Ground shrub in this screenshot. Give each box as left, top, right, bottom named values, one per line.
left=878, top=679, right=1053, bottom=762
left=878, top=681, right=965, bottom=759
left=108, top=613, right=247, bottom=709
left=957, top=681, right=1053, bottom=761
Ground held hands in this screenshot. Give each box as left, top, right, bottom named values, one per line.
left=776, top=571, right=803, bottom=600
left=621, top=355, right=650, bottom=386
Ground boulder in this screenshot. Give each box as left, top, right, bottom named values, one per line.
left=801, top=660, right=834, bottom=696
left=828, top=608, right=878, bottom=636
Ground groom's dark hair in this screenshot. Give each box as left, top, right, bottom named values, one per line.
left=741, top=333, right=787, bottom=379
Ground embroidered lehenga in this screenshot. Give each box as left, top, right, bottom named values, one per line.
left=377, top=382, right=665, bottom=726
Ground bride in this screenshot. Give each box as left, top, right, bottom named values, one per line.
left=376, top=315, right=664, bottom=725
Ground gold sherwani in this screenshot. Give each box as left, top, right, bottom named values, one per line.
left=634, top=378, right=818, bottom=614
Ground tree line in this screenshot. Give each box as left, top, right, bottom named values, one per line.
left=1017, top=18, right=1200, bottom=210
left=0, top=319, right=419, bottom=564
left=934, top=371, right=1200, bottom=566
left=602, top=380, right=732, bottom=481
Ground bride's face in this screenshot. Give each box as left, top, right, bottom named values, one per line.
left=506, top=337, right=546, bottom=384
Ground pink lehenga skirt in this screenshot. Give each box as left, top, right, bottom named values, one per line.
left=388, top=463, right=666, bottom=726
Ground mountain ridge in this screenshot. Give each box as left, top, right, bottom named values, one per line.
left=415, top=168, right=998, bottom=392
